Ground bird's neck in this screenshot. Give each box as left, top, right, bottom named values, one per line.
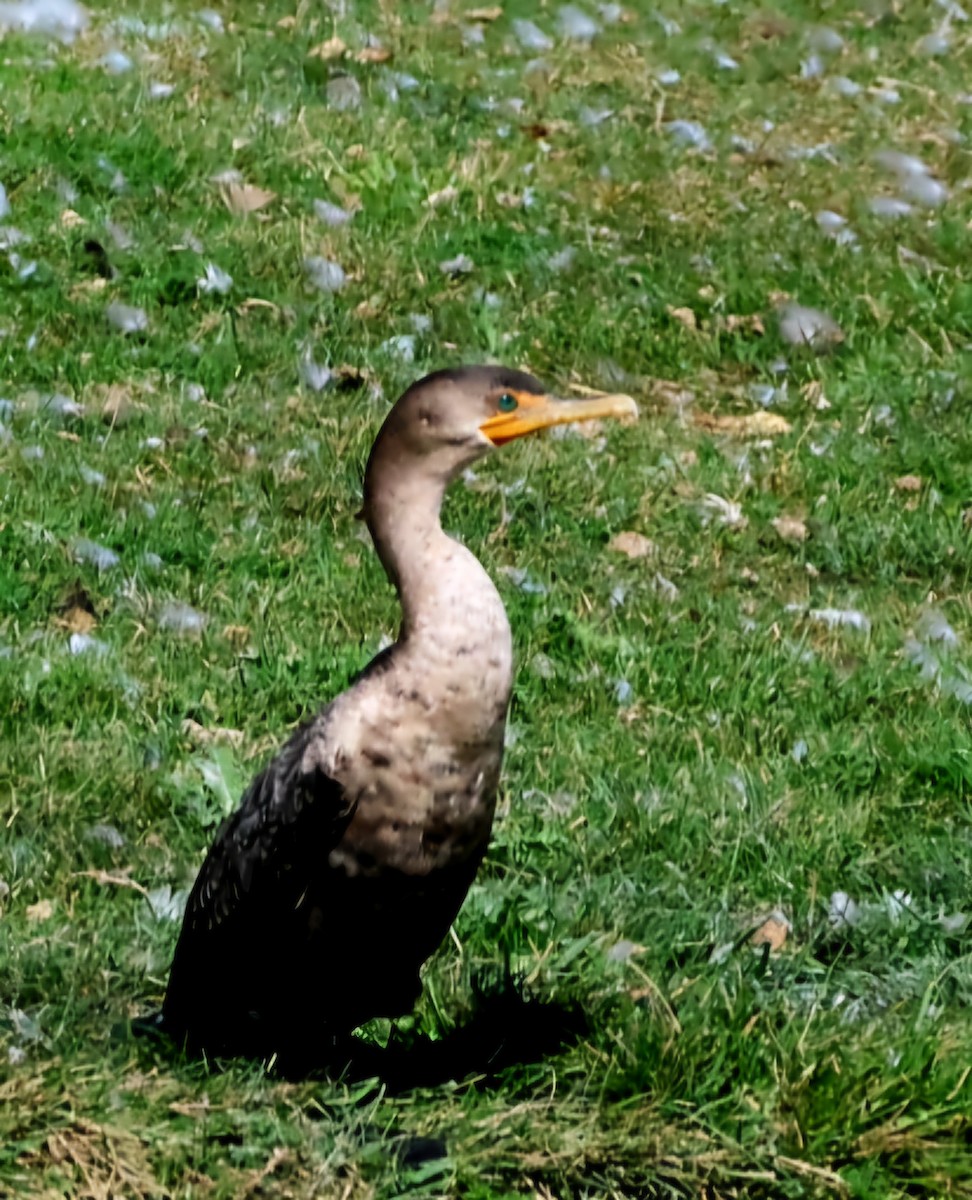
left=363, top=461, right=512, bottom=666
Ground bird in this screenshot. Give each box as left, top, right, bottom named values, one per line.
left=161, top=364, right=637, bottom=1062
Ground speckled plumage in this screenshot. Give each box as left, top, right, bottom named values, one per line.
left=162, top=366, right=636, bottom=1060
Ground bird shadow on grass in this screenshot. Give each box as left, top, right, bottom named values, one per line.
left=310, top=986, right=588, bottom=1093
left=131, top=980, right=588, bottom=1093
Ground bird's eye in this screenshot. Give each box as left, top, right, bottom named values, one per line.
left=498, top=393, right=518, bottom=413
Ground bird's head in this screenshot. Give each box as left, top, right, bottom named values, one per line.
left=370, top=364, right=638, bottom=483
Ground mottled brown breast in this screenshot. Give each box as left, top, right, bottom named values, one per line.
left=328, top=759, right=500, bottom=879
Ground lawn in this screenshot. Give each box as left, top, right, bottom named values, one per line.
left=1, top=0, right=970, bottom=1195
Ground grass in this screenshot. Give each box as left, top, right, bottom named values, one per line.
left=1, top=0, right=971, bottom=1195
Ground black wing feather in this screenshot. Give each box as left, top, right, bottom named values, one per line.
left=162, top=714, right=355, bottom=1052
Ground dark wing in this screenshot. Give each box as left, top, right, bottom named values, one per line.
left=162, top=714, right=356, bottom=1052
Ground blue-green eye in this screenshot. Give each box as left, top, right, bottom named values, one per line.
left=498, top=393, right=518, bottom=413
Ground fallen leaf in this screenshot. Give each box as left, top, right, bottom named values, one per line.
left=648, top=378, right=695, bottom=410
left=333, top=364, right=371, bottom=389
left=772, top=514, right=808, bottom=543
left=59, top=606, right=97, bottom=634
left=804, top=384, right=831, bottom=412
left=751, top=914, right=789, bottom=951
left=60, top=208, right=86, bottom=228
left=354, top=46, right=392, bottom=63
left=26, top=900, right=54, bottom=923
left=181, top=718, right=245, bottom=748
left=723, top=313, right=765, bottom=335
left=276, top=14, right=296, bottom=28
left=96, top=382, right=143, bottom=427
left=235, top=297, right=281, bottom=315
left=426, top=185, right=459, bottom=208
left=55, top=585, right=100, bottom=643
left=467, top=5, right=503, bottom=19
left=307, top=35, right=346, bottom=60
left=667, top=305, right=698, bottom=331
left=222, top=624, right=251, bottom=645
left=801, top=380, right=831, bottom=411
left=220, top=182, right=276, bottom=216
left=693, top=411, right=792, bottom=437
left=608, top=531, right=655, bottom=559
left=68, top=278, right=108, bottom=300
left=895, top=474, right=923, bottom=493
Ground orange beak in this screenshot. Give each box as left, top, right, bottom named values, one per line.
left=479, top=390, right=639, bottom=446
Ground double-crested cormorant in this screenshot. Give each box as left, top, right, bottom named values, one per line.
left=162, top=365, right=637, bottom=1059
